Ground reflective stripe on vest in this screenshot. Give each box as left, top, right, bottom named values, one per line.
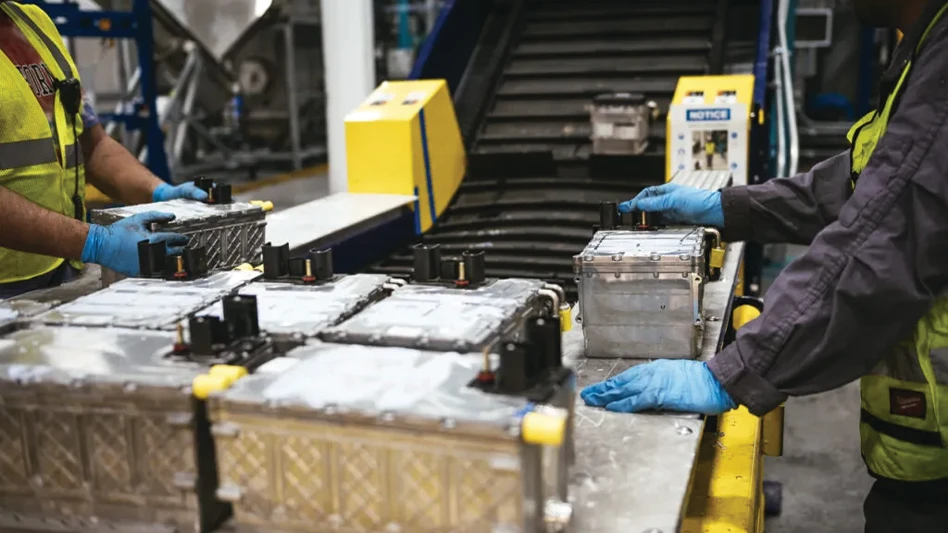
left=0, top=2, right=86, bottom=283
left=0, top=139, right=83, bottom=170
left=849, top=3, right=948, bottom=482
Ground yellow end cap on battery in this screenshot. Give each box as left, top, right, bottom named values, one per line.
left=209, top=365, right=249, bottom=387
left=192, top=373, right=230, bottom=400
left=732, top=305, right=762, bottom=330
left=559, top=306, right=572, bottom=332
left=234, top=263, right=255, bottom=271
left=250, top=200, right=274, bottom=212
left=522, top=411, right=567, bottom=446
left=253, top=264, right=265, bottom=272
left=709, top=247, right=726, bottom=270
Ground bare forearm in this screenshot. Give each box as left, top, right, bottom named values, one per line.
left=82, top=125, right=163, bottom=205
left=0, top=186, right=89, bottom=260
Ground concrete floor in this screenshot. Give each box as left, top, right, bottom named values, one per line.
left=764, top=383, right=872, bottom=532
left=236, top=179, right=873, bottom=532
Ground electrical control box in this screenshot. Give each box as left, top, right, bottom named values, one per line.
left=208, top=335, right=575, bottom=533
left=33, top=270, right=261, bottom=330
left=574, top=221, right=709, bottom=359
left=91, top=193, right=266, bottom=286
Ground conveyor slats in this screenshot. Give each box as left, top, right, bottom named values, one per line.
left=371, top=0, right=725, bottom=299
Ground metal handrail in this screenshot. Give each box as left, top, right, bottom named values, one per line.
left=777, top=0, right=800, bottom=176
left=774, top=46, right=788, bottom=179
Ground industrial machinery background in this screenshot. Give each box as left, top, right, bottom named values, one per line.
left=72, top=0, right=327, bottom=180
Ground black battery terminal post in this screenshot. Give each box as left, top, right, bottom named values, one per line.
left=261, top=242, right=334, bottom=285
left=597, top=201, right=664, bottom=232
left=137, top=241, right=209, bottom=280
left=192, top=176, right=233, bottom=205
left=411, top=244, right=487, bottom=288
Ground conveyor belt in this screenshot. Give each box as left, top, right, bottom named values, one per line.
left=371, top=0, right=730, bottom=299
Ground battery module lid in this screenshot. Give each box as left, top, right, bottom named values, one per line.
left=321, top=278, right=545, bottom=352
left=198, top=274, right=391, bottom=337
left=90, top=198, right=264, bottom=229
left=573, top=229, right=706, bottom=272
left=0, top=326, right=202, bottom=389
left=214, top=343, right=530, bottom=435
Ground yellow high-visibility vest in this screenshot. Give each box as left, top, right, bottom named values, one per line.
left=0, top=2, right=86, bottom=283
left=848, top=4, right=948, bottom=481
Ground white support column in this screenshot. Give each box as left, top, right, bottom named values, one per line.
left=321, top=0, right=376, bottom=194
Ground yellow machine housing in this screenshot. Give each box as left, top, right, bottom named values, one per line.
left=666, top=75, right=757, bottom=184
left=345, top=80, right=466, bottom=233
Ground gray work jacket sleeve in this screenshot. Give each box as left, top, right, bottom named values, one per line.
left=707, top=19, right=948, bottom=416
left=719, top=152, right=852, bottom=245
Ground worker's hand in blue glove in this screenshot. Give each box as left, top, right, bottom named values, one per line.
left=152, top=182, right=208, bottom=203
left=81, top=212, right=189, bottom=276
left=619, top=183, right=724, bottom=227
left=580, top=360, right=736, bottom=414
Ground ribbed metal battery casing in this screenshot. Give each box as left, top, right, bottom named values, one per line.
left=208, top=342, right=575, bottom=533
left=91, top=200, right=267, bottom=286
left=669, top=169, right=733, bottom=191
left=0, top=326, right=230, bottom=533
left=574, top=229, right=707, bottom=359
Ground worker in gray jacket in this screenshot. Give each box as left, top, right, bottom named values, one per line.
left=583, top=0, right=948, bottom=530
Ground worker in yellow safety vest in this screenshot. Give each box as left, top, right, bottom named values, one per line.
left=584, top=1, right=948, bottom=530
left=704, top=137, right=715, bottom=169
left=0, top=1, right=208, bottom=299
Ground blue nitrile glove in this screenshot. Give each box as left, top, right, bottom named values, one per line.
left=618, top=183, right=724, bottom=227
left=81, top=212, right=189, bottom=276
left=152, top=182, right=208, bottom=202
left=580, top=360, right=736, bottom=414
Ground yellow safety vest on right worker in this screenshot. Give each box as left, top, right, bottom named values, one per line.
left=0, top=2, right=86, bottom=283
left=848, top=4, right=948, bottom=481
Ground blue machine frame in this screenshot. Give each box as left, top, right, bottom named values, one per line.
left=23, top=0, right=171, bottom=182
left=409, top=0, right=492, bottom=91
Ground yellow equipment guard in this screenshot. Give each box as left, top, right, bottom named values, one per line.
left=682, top=304, right=785, bottom=532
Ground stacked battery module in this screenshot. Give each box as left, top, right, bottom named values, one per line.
left=574, top=170, right=732, bottom=359
left=0, top=223, right=575, bottom=533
